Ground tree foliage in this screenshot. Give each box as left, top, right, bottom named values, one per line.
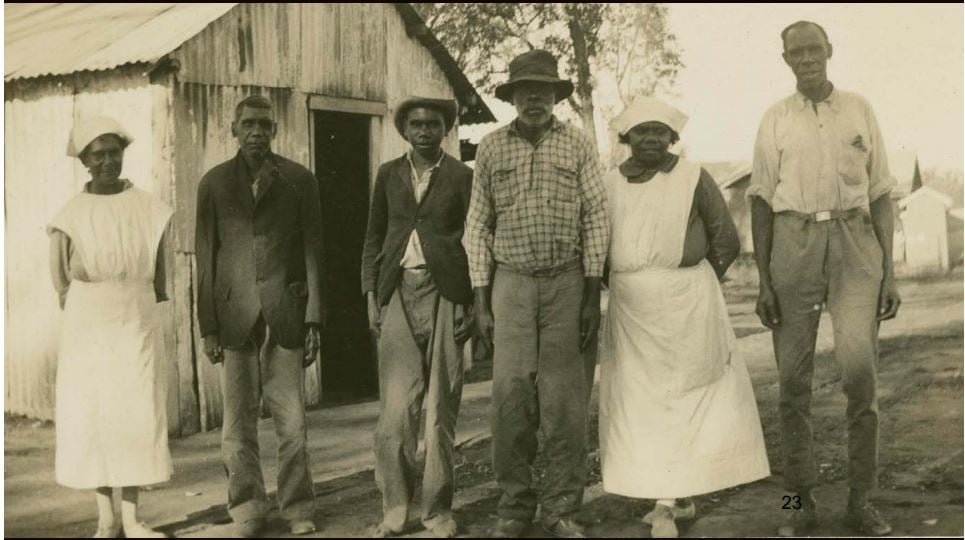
left=413, top=3, right=683, bottom=148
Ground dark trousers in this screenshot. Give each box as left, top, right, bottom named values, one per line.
left=374, top=269, right=464, bottom=530
left=491, top=262, right=588, bottom=521
left=770, top=212, right=883, bottom=492
left=221, top=318, right=315, bottom=522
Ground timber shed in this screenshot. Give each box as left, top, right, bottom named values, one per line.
left=5, top=3, right=494, bottom=436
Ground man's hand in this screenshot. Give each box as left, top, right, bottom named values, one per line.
left=203, top=334, right=224, bottom=365
left=454, top=304, right=474, bottom=346
left=366, top=292, right=382, bottom=337
left=756, top=283, right=782, bottom=329
left=580, top=277, right=602, bottom=351
left=473, top=287, right=494, bottom=353
left=877, top=276, right=901, bottom=321
left=303, top=324, right=321, bottom=367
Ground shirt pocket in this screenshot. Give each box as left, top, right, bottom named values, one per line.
left=548, top=163, right=580, bottom=202
left=838, top=133, right=871, bottom=186
left=491, top=166, right=519, bottom=212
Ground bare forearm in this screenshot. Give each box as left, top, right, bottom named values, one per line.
left=870, top=195, right=895, bottom=278
left=473, top=286, right=491, bottom=313
left=750, top=197, right=775, bottom=289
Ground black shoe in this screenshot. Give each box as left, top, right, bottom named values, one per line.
left=541, top=517, right=586, bottom=539
left=777, top=508, right=818, bottom=537
left=845, top=502, right=892, bottom=536
left=492, top=518, right=530, bottom=538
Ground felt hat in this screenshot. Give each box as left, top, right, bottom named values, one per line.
left=494, top=49, right=574, bottom=103
left=393, top=96, right=458, bottom=136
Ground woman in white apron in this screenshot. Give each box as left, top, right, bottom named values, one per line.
left=48, top=117, right=173, bottom=538
left=599, top=97, right=770, bottom=538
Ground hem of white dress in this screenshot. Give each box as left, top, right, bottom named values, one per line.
left=56, top=471, right=172, bottom=490
left=602, top=456, right=771, bottom=500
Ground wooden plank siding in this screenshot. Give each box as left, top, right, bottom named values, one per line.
left=6, top=3, right=471, bottom=436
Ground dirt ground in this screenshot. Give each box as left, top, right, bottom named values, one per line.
left=5, top=277, right=963, bottom=538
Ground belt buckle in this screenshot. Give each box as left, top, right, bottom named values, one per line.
left=814, top=211, right=832, bottom=222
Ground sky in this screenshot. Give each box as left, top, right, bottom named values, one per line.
left=464, top=3, right=963, bottom=181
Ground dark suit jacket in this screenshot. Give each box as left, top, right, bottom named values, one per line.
left=361, top=152, right=473, bottom=307
left=195, top=151, right=326, bottom=349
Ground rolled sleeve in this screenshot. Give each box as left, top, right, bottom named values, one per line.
left=577, top=138, right=609, bottom=277
left=464, top=140, right=496, bottom=287
left=748, top=108, right=779, bottom=206
left=864, top=101, right=897, bottom=203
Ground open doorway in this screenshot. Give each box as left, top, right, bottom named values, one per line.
left=313, top=110, right=378, bottom=405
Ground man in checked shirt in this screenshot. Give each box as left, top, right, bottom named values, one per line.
left=464, top=49, right=608, bottom=539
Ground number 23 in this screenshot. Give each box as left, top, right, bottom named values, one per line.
left=782, top=495, right=802, bottom=510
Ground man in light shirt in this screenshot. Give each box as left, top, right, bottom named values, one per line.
left=749, top=20, right=901, bottom=537
left=361, top=96, right=474, bottom=538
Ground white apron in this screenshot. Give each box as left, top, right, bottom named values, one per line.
left=49, top=186, right=174, bottom=489
left=599, top=159, right=770, bottom=499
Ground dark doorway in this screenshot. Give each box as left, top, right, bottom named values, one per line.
left=313, top=110, right=378, bottom=405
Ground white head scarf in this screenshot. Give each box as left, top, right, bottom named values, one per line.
left=612, top=96, right=688, bottom=137
left=66, top=116, right=134, bottom=158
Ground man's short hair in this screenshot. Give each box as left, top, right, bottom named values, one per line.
left=234, top=95, right=273, bottom=122
left=781, top=20, right=830, bottom=50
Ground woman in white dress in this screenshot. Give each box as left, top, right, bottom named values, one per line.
left=598, top=97, right=770, bottom=538
left=48, top=117, right=173, bottom=538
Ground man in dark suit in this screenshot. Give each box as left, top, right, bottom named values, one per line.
left=195, top=95, right=324, bottom=538
left=361, top=96, right=473, bottom=538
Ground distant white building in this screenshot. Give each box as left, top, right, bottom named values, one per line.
left=898, top=186, right=959, bottom=274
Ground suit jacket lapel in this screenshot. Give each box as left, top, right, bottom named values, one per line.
left=395, top=156, right=417, bottom=207
left=232, top=153, right=255, bottom=215
left=419, top=153, right=452, bottom=209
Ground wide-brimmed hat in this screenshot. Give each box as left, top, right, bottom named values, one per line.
left=393, top=96, right=458, bottom=137
left=612, top=96, right=688, bottom=137
left=494, top=49, right=574, bottom=104
left=66, top=115, right=134, bottom=157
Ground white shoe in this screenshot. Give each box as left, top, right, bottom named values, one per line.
left=645, top=504, right=678, bottom=538
left=92, top=525, right=120, bottom=538
left=122, top=522, right=168, bottom=538
left=642, top=500, right=695, bottom=524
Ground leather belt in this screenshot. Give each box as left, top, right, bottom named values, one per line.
left=778, top=208, right=865, bottom=223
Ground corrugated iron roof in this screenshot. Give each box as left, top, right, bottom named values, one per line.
left=392, top=3, right=495, bottom=125
left=5, top=3, right=494, bottom=124
left=5, top=3, right=237, bottom=81
left=702, top=160, right=752, bottom=189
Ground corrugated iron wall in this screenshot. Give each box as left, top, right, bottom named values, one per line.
left=4, top=68, right=174, bottom=423
left=6, top=3, right=469, bottom=436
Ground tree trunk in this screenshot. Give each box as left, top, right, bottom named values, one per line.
left=567, top=12, right=598, bottom=149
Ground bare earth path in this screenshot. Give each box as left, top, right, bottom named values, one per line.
left=5, top=278, right=962, bottom=537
